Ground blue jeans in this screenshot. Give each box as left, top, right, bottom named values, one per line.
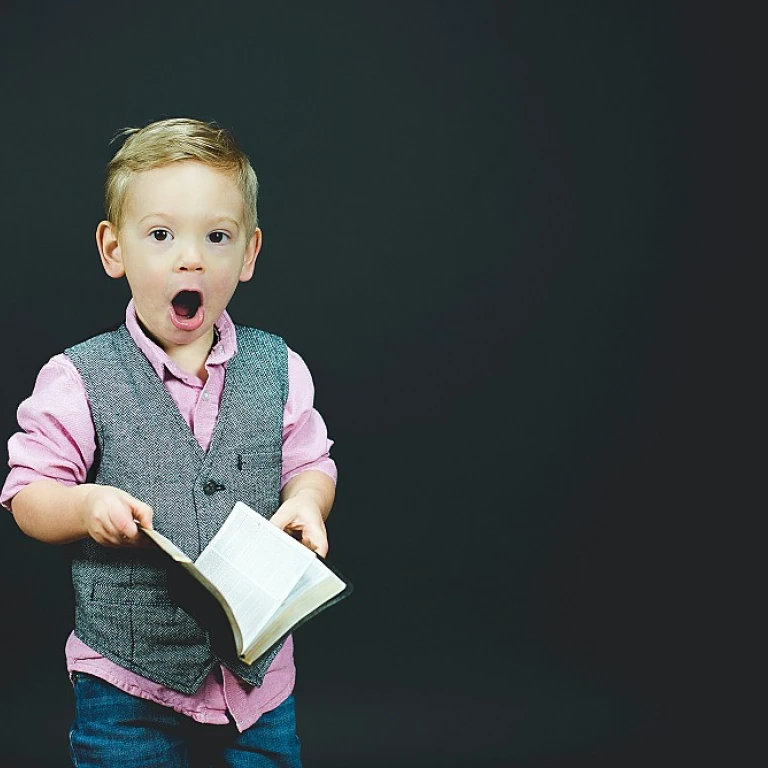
left=69, top=672, right=302, bottom=767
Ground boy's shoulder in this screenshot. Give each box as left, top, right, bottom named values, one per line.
left=232, top=324, right=289, bottom=371
left=233, top=323, right=285, bottom=347
left=64, top=323, right=126, bottom=358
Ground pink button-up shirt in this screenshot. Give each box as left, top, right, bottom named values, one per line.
left=2, top=302, right=337, bottom=731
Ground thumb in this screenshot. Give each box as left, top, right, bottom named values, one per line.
left=306, top=531, right=329, bottom=558
left=131, top=499, right=154, bottom=530
left=269, top=505, right=291, bottom=530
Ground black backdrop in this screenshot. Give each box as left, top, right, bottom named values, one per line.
left=0, top=2, right=758, bottom=766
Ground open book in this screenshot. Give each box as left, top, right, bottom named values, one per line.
left=141, top=501, right=351, bottom=665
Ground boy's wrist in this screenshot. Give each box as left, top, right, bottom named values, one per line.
left=280, top=470, right=335, bottom=521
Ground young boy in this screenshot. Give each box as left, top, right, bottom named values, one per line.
left=1, top=118, right=336, bottom=767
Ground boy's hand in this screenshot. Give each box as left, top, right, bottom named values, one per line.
left=271, top=470, right=335, bottom=557
left=270, top=497, right=329, bottom=557
left=78, top=484, right=154, bottom=548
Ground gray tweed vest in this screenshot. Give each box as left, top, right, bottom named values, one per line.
left=65, top=323, right=288, bottom=694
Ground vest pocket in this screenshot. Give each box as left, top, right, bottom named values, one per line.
left=236, top=450, right=281, bottom=470
left=235, top=451, right=282, bottom=518
left=90, top=582, right=173, bottom=606
left=83, top=581, right=211, bottom=688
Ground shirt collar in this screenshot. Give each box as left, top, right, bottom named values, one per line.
left=124, top=299, right=238, bottom=383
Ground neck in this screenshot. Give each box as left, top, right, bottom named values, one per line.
left=135, top=315, right=214, bottom=380
left=166, top=338, right=212, bottom=381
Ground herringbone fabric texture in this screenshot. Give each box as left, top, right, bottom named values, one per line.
left=65, top=323, right=288, bottom=693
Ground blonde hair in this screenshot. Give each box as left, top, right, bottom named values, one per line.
left=105, top=117, right=259, bottom=234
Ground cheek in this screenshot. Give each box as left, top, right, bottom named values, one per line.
left=125, top=268, right=168, bottom=304
left=208, top=270, right=243, bottom=299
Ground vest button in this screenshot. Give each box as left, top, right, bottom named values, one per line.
left=203, top=480, right=224, bottom=495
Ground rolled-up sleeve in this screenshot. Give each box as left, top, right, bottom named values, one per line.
left=280, top=349, right=337, bottom=488
left=1, top=354, right=96, bottom=509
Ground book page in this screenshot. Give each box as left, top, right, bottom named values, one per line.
left=242, top=555, right=347, bottom=663
left=140, top=525, right=244, bottom=647
left=194, top=502, right=315, bottom=652
left=281, top=555, right=343, bottom=608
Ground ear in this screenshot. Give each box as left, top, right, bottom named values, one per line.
left=239, top=228, right=262, bottom=282
left=96, top=221, right=125, bottom=278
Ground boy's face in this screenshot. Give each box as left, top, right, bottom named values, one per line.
left=97, top=161, right=260, bottom=355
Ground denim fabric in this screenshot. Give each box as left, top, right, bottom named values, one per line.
left=69, top=673, right=302, bottom=767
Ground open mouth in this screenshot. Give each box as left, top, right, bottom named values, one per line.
left=171, top=290, right=202, bottom=319
left=169, top=290, right=205, bottom=331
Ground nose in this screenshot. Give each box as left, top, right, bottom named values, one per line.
left=176, top=242, right=205, bottom=272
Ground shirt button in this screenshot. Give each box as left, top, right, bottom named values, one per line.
left=203, top=391, right=210, bottom=401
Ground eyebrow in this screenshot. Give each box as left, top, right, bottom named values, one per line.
left=210, top=217, right=241, bottom=229
left=138, top=213, right=241, bottom=229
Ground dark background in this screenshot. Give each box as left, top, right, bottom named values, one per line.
left=0, top=2, right=758, bottom=766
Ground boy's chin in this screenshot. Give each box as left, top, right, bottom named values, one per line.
left=162, top=325, right=215, bottom=350
left=141, top=318, right=212, bottom=354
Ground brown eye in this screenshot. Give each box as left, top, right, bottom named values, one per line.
left=208, top=231, right=229, bottom=244
left=151, top=229, right=170, bottom=241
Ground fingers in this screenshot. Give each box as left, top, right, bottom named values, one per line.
left=129, top=501, right=155, bottom=547
left=130, top=498, right=154, bottom=530
left=306, top=531, right=329, bottom=558
left=290, top=520, right=329, bottom=558
left=269, top=506, right=290, bottom=531
left=99, top=508, right=140, bottom=547
left=84, top=487, right=154, bottom=548
left=270, top=503, right=329, bottom=556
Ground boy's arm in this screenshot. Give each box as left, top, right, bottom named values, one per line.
left=4, top=354, right=152, bottom=548
left=275, top=349, right=338, bottom=557
left=271, top=470, right=335, bottom=557
left=11, top=479, right=153, bottom=547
